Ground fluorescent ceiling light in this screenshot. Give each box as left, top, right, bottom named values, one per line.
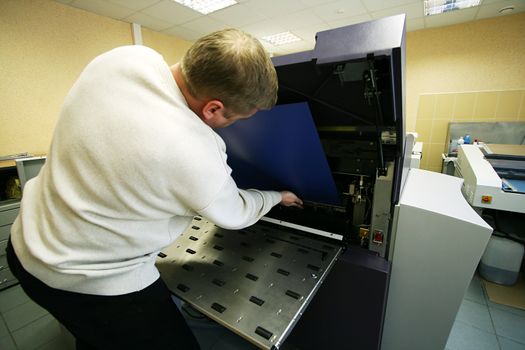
left=173, top=0, right=237, bottom=15
left=424, top=0, right=482, bottom=16
left=262, top=32, right=302, bottom=46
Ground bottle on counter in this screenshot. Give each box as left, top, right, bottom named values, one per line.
left=457, top=136, right=465, bottom=146
left=464, top=134, right=471, bottom=144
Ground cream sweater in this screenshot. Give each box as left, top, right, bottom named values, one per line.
left=11, top=45, right=281, bottom=295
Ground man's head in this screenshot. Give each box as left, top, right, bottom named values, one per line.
left=178, top=28, right=278, bottom=128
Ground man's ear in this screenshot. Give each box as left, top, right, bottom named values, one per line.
left=201, top=100, right=225, bottom=122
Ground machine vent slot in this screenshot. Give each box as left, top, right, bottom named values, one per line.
left=245, top=273, right=259, bottom=281
left=157, top=252, right=167, bottom=258
left=271, top=252, right=282, bottom=258
left=285, top=290, right=301, bottom=300
left=194, top=217, right=201, bottom=221
left=214, top=233, right=224, bottom=238
left=255, top=326, right=273, bottom=340
left=212, top=279, right=226, bottom=287
left=185, top=249, right=196, bottom=255
left=307, top=264, right=320, bottom=272
left=242, top=256, right=254, bottom=262
left=191, top=226, right=200, bottom=230
left=249, top=296, right=265, bottom=306
left=213, top=245, right=224, bottom=251
left=189, top=236, right=198, bottom=241
left=277, top=268, right=290, bottom=276
left=211, top=303, right=226, bottom=313
left=213, top=259, right=224, bottom=267
left=182, top=264, right=194, bottom=271
left=177, top=284, right=190, bottom=292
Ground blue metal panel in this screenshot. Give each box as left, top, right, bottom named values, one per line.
left=217, top=103, right=341, bottom=206
left=271, top=50, right=314, bottom=67
left=314, top=14, right=406, bottom=64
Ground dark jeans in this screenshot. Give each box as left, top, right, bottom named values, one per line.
left=6, top=239, right=200, bottom=350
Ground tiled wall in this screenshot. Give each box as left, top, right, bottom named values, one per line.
left=415, top=90, right=525, bottom=172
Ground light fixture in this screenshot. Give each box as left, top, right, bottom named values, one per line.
left=262, top=32, right=302, bottom=46
left=173, top=0, right=237, bottom=15
left=424, top=0, right=482, bottom=16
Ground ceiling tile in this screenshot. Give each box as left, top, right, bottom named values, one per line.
left=292, top=22, right=332, bottom=42
left=424, top=7, right=479, bottom=28
left=243, top=0, right=307, bottom=18
left=364, top=0, right=421, bottom=12
left=240, top=20, right=287, bottom=38
left=270, top=9, right=326, bottom=31
left=208, top=3, right=266, bottom=27
left=406, top=17, right=425, bottom=31
left=162, top=25, right=202, bottom=41
left=311, top=0, right=368, bottom=22
left=299, top=0, right=336, bottom=8
left=124, top=12, right=173, bottom=31
left=140, top=0, right=202, bottom=25
left=179, top=16, right=229, bottom=35
left=326, top=14, right=373, bottom=29
left=476, top=0, right=525, bottom=19
left=277, top=39, right=316, bottom=55
left=70, top=0, right=136, bottom=19
left=108, top=0, right=161, bottom=11
left=370, top=2, right=424, bottom=20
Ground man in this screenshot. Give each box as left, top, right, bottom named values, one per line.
left=7, top=28, right=302, bottom=349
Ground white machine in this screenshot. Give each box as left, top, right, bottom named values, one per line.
left=382, top=168, right=492, bottom=350
left=456, top=144, right=525, bottom=214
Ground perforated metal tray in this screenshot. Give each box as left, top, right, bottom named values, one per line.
left=156, top=217, right=341, bottom=349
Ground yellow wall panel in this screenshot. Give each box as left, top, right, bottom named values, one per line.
left=417, top=89, right=525, bottom=171
left=434, top=94, right=455, bottom=119
left=0, top=0, right=193, bottom=156
left=417, top=95, right=436, bottom=119
left=142, top=27, right=192, bottom=66
left=496, top=90, right=522, bottom=119
left=430, top=119, right=449, bottom=145
left=427, top=144, right=445, bottom=170
left=406, top=12, right=525, bottom=132
left=517, top=91, right=525, bottom=120
left=0, top=0, right=133, bottom=155
left=415, top=119, right=433, bottom=143
left=453, top=93, right=477, bottom=120
left=473, top=91, right=498, bottom=118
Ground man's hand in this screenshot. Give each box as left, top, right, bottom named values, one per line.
left=280, top=191, right=304, bottom=208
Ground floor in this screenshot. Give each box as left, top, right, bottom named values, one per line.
left=0, top=284, right=74, bottom=350
left=445, top=274, right=525, bottom=350
left=0, top=274, right=524, bottom=350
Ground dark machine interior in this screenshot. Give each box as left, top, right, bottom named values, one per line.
left=266, top=55, right=400, bottom=248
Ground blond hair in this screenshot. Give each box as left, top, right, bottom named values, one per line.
left=180, top=28, right=277, bottom=116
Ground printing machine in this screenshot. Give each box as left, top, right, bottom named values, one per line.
left=456, top=144, right=525, bottom=214
left=156, top=15, right=492, bottom=350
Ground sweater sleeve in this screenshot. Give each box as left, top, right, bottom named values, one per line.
left=197, top=176, right=282, bottom=230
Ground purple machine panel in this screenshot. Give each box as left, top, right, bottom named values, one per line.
left=217, top=102, right=341, bottom=206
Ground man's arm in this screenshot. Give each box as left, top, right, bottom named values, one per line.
left=197, top=177, right=302, bottom=230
